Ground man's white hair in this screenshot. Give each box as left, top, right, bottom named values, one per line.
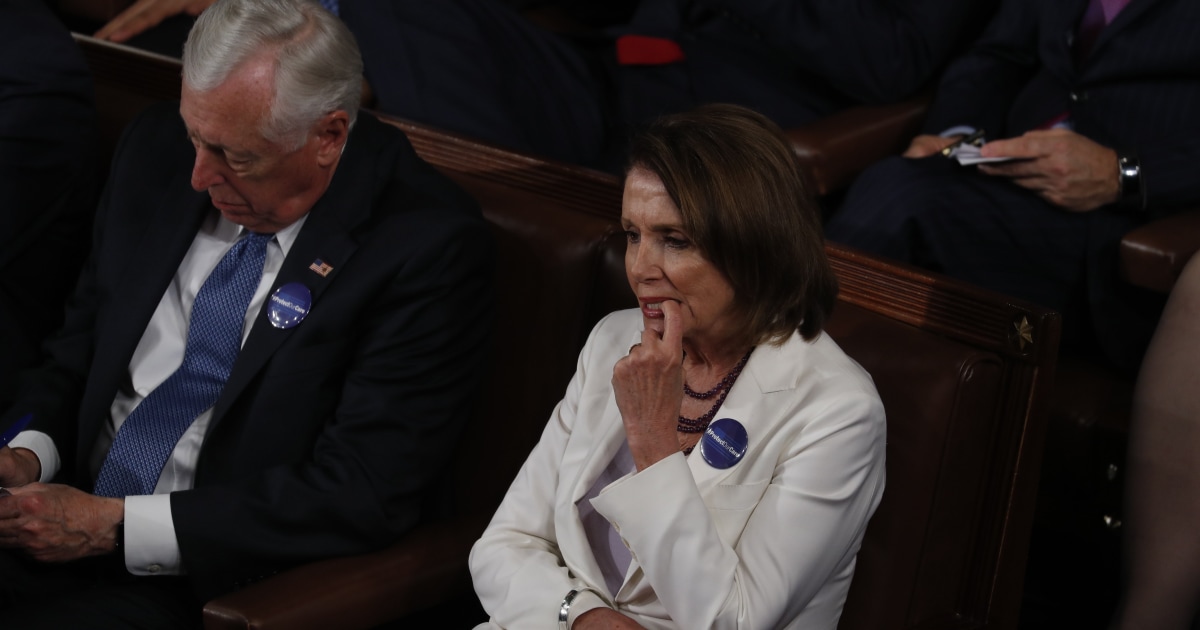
left=182, top=0, right=362, bottom=150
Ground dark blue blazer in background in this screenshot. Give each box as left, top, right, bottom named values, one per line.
left=0, top=0, right=97, bottom=408
left=920, top=0, right=1200, bottom=367
left=344, top=0, right=997, bottom=170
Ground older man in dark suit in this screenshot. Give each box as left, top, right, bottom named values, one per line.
left=827, top=0, right=1200, bottom=371
left=0, top=0, right=493, bottom=626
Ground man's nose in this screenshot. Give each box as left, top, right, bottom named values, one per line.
left=191, top=149, right=225, bottom=191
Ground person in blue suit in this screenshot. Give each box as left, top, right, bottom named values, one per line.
left=826, top=0, right=1200, bottom=372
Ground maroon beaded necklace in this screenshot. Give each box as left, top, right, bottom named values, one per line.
left=678, top=349, right=753, bottom=454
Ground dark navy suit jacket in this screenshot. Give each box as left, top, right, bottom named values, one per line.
left=618, top=0, right=998, bottom=128
left=1, top=104, right=494, bottom=599
left=920, top=0, right=1200, bottom=367
left=0, top=0, right=97, bottom=408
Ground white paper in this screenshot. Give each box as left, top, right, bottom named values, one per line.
left=948, top=144, right=1017, bottom=165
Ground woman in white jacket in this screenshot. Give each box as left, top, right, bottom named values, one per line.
left=470, top=104, right=886, bottom=630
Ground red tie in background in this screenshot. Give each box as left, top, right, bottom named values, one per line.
left=616, top=34, right=686, bottom=66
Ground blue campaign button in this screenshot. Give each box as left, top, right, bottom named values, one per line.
left=267, top=282, right=312, bottom=329
left=700, top=418, right=748, bottom=469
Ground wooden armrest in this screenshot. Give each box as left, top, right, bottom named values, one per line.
left=202, top=516, right=487, bottom=630
left=1119, top=208, right=1200, bottom=293
left=785, top=95, right=930, bottom=196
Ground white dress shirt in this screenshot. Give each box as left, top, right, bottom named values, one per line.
left=11, top=211, right=306, bottom=575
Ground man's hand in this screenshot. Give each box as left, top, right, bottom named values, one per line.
left=903, top=134, right=963, bottom=159
left=94, top=0, right=216, bottom=43
left=977, top=129, right=1120, bottom=212
left=0, top=484, right=123, bottom=562
left=0, top=446, right=41, bottom=488
left=574, top=608, right=647, bottom=629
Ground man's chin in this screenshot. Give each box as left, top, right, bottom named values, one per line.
left=216, top=204, right=263, bottom=228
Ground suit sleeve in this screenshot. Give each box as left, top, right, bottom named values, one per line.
left=590, top=379, right=886, bottom=629
left=469, top=316, right=615, bottom=630
left=920, top=0, right=1041, bottom=135
left=707, top=0, right=997, bottom=103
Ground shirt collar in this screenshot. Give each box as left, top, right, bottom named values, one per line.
left=210, top=212, right=309, bottom=258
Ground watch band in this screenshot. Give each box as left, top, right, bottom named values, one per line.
left=1117, top=154, right=1142, bottom=206
left=558, top=588, right=600, bottom=630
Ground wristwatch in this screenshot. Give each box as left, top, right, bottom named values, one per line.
left=558, top=588, right=601, bottom=629
left=1117, top=153, right=1142, bottom=207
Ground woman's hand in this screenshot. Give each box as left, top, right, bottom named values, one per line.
left=574, top=607, right=647, bottom=629
left=613, top=301, right=684, bottom=470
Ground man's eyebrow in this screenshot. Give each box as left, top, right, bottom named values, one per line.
left=185, top=130, right=254, bottom=159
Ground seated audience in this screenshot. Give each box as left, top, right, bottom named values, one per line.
left=469, top=104, right=886, bottom=629
left=93, top=0, right=996, bottom=172
left=1111, top=254, right=1200, bottom=630
left=0, top=0, right=492, bottom=625
left=0, top=0, right=97, bottom=408
left=826, top=0, right=1200, bottom=372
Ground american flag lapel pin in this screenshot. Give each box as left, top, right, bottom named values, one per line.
left=308, top=258, right=334, bottom=277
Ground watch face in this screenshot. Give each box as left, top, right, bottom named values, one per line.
left=1118, top=155, right=1141, bottom=202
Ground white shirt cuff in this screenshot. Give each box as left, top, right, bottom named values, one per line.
left=123, top=494, right=185, bottom=576
left=939, top=125, right=978, bottom=138
left=8, top=431, right=59, bottom=483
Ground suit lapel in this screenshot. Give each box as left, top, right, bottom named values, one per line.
left=209, top=124, right=378, bottom=425
left=77, top=175, right=210, bottom=467
left=557, top=333, right=636, bottom=594
left=615, top=339, right=798, bottom=598
left=106, top=190, right=211, bottom=367
left=1092, top=0, right=1161, bottom=54
left=684, top=345, right=782, bottom=494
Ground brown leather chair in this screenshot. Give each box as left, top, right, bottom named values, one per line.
left=828, top=245, right=1058, bottom=630
left=786, top=96, right=931, bottom=197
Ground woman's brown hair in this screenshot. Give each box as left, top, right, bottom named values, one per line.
left=626, top=103, right=837, bottom=344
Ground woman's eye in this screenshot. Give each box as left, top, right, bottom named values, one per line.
left=664, top=236, right=689, bottom=249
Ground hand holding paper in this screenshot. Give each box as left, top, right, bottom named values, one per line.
left=977, top=129, right=1121, bottom=212
left=947, top=143, right=1020, bottom=165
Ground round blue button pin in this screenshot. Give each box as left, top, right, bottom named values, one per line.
left=700, top=418, right=748, bottom=469
left=267, top=282, right=312, bottom=329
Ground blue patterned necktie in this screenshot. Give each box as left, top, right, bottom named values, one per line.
left=94, top=232, right=272, bottom=497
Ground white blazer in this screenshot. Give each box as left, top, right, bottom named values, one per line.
left=470, top=309, right=886, bottom=629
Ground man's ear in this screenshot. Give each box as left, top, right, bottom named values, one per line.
left=315, top=110, right=351, bottom=166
